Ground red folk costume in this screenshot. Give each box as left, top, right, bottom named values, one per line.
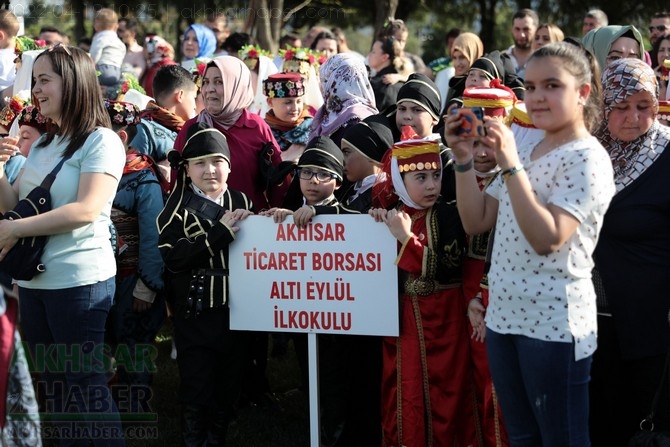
left=375, top=140, right=480, bottom=447
left=460, top=87, right=519, bottom=447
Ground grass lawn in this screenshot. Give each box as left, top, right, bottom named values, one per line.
left=127, top=323, right=310, bottom=447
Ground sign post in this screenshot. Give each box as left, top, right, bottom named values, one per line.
left=230, top=214, right=399, bottom=446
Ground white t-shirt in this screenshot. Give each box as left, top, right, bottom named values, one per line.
left=16, top=128, right=125, bottom=290
left=485, top=136, right=615, bottom=360
left=90, top=30, right=126, bottom=67
left=0, top=47, right=16, bottom=91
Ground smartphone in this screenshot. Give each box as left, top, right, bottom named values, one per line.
left=451, top=106, right=485, bottom=137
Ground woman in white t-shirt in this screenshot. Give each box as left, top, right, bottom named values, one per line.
left=0, top=45, right=125, bottom=445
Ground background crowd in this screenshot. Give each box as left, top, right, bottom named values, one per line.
left=0, top=4, right=667, bottom=447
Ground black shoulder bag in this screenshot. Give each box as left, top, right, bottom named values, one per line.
left=629, top=354, right=670, bottom=447
left=0, top=153, right=73, bottom=280
left=258, top=141, right=296, bottom=193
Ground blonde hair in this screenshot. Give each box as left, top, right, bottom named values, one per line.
left=0, top=10, right=19, bottom=39
left=94, top=8, right=118, bottom=30
left=538, top=23, right=565, bottom=44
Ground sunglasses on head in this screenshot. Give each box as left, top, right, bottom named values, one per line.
left=649, top=25, right=668, bottom=33
left=48, top=41, right=72, bottom=56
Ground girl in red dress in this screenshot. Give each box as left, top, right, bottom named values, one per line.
left=370, top=139, right=479, bottom=447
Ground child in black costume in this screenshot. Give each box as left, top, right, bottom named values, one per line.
left=157, top=126, right=253, bottom=445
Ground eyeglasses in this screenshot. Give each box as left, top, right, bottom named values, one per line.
left=606, top=53, right=641, bottom=64
left=649, top=25, right=668, bottom=33
left=48, top=41, right=72, bottom=56
left=297, top=168, right=337, bottom=182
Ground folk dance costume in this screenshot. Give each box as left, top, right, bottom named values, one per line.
left=103, top=100, right=167, bottom=413
left=458, top=87, right=520, bottom=447
left=337, top=115, right=395, bottom=213
left=157, top=127, right=253, bottom=445
left=375, top=139, right=479, bottom=447
left=262, top=72, right=314, bottom=152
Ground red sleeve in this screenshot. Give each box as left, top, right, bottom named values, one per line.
left=462, top=255, right=486, bottom=304
left=396, top=234, right=426, bottom=274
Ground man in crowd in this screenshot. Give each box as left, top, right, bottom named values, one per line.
left=582, top=9, right=608, bottom=36
left=505, top=8, right=538, bottom=80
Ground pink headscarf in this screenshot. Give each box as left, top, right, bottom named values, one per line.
left=197, top=56, right=254, bottom=130
left=310, top=53, right=378, bottom=139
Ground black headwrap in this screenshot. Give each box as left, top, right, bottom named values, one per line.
left=397, top=73, right=441, bottom=120
left=341, top=115, right=394, bottom=163
left=298, top=136, right=344, bottom=181
left=159, top=125, right=232, bottom=234
left=168, top=124, right=231, bottom=170
left=469, top=50, right=525, bottom=100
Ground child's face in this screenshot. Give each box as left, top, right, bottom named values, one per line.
left=298, top=168, right=339, bottom=205
left=17, top=125, right=42, bottom=157
left=175, top=86, right=199, bottom=121
left=393, top=30, right=408, bottom=50
left=403, top=169, right=441, bottom=208
left=183, top=30, right=200, bottom=59
left=472, top=139, right=497, bottom=173
left=269, top=97, right=304, bottom=123
left=465, top=70, right=491, bottom=89
left=341, top=144, right=377, bottom=182
left=185, top=155, right=230, bottom=198
left=396, top=101, right=438, bottom=138
left=524, top=56, right=589, bottom=134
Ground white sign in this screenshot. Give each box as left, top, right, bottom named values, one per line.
left=229, top=214, right=399, bottom=336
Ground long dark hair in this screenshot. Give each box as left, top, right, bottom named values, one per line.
left=34, top=45, right=112, bottom=156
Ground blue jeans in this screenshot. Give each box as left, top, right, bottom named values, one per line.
left=20, top=278, right=125, bottom=446
left=486, top=329, right=592, bottom=447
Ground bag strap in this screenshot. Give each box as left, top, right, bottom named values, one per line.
left=640, top=352, right=670, bottom=430
left=40, top=152, right=74, bottom=190
left=182, top=190, right=226, bottom=222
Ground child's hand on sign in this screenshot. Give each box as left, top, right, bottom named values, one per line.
left=293, top=206, right=315, bottom=228
left=259, top=207, right=293, bottom=223
left=368, top=208, right=388, bottom=223
left=219, top=209, right=253, bottom=232
left=384, top=209, right=412, bottom=243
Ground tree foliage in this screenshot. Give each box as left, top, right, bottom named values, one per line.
left=14, top=0, right=664, bottom=60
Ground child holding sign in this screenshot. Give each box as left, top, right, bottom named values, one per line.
left=369, top=139, right=479, bottom=447
left=157, top=125, right=253, bottom=444
left=262, top=136, right=376, bottom=446
left=264, top=135, right=354, bottom=225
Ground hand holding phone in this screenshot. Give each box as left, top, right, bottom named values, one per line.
left=451, top=106, right=485, bottom=138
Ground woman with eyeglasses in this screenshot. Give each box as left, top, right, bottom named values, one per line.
left=0, top=45, right=126, bottom=445
left=582, top=25, right=645, bottom=72
left=589, top=58, right=670, bottom=446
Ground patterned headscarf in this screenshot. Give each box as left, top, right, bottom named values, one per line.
left=182, top=24, right=217, bottom=60
left=197, top=56, right=254, bottom=130
left=310, top=53, right=378, bottom=139
left=593, top=58, right=670, bottom=191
